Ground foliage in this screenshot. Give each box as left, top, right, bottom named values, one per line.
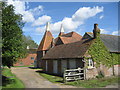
left=22, top=35, right=38, bottom=49
left=2, top=2, right=26, bottom=67
left=88, top=36, right=114, bottom=67
left=2, top=67, right=25, bottom=88
left=0, top=2, right=2, bottom=49
left=111, top=53, right=120, bottom=65
left=96, top=71, right=104, bottom=79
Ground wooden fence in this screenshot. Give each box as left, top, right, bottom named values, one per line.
left=63, top=68, right=84, bottom=82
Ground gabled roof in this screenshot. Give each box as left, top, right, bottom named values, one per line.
left=55, top=31, right=82, bottom=45
left=42, top=38, right=93, bottom=59
left=84, top=32, right=120, bottom=53
left=43, top=32, right=120, bottom=59
left=37, top=31, right=53, bottom=51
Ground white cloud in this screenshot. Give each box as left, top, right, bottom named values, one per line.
left=7, top=0, right=44, bottom=23
left=7, top=1, right=104, bottom=35
left=26, top=2, right=30, bottom=9
left=7, top=0, right=33, bottom=22
left=112, top=30, right=120, bottom=35
left=36, top=27, right=45, bottom=33
left=22, top=11, right=35, bottom=22
left=29, top=5, right=43, bottom=16
left=53, top=6, right=103, bottom=33
left=99, top=15, right=104, bottom=19
left=7, top=0, right=25, bottom=15
left=32, top=15, right=51, bottom=26
left=35, top=6, right=104, bottom=34
left=72, top=6, right=104, bottom=21
left=100, top=29, right=109, bottom=34
left=51, top=6, right=103, bottom=34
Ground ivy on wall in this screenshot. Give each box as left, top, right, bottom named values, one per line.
left=111, top=53, right=120, bottom=65
left=87, top=36, right=119, bottom=67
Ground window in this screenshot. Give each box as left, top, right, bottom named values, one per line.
left=31, top=57, right=34, bottom=60
left=88, top=59, right=94, bottom=69
left=20, top=62, right=23, bottom=65
left=31, top=63, right=34, bottom=65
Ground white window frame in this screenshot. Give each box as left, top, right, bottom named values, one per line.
left=88, top=59, right=94, bottom=69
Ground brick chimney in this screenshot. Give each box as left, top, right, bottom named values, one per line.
left=93, top=23, right=100, bottom=38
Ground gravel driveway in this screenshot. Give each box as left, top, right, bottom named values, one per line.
left=11, top=67, right=78, bottom=88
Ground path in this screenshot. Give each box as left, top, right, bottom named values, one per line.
left=11, top=67, right=119, bottom=88
left=11, top=67, right=77, bottom=88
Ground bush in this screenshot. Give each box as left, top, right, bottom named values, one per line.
left=96, top=71, right=104, bottom=79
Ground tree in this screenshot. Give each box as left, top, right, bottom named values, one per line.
left=2, top=2, right=25, bottom=68
left=22, top=35, right=38, bottom=49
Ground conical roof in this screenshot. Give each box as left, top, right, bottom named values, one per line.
left=37, top=31, right=53, bottom=51
left=37, top=22, right=53, bottom=51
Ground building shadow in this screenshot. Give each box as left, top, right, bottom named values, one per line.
left=28, top=67, right=39, bottom=69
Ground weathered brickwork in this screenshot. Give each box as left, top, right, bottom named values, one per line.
left=14, top=54, right=36, bottom=66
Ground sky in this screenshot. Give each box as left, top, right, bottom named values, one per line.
left=7, top=0, right=119, bottom=45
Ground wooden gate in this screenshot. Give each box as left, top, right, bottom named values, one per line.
left=63, top=68, right=84, bottom=82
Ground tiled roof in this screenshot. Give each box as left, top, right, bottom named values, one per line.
left=37, top=31, right=53, bottom=51
left=42, top=38, right=93, bottom=59
left=42, top=32, right=120, bottom=59
left=55, top=31, right=82, bottom=45
left=85, top=32, right=120, bottom=52
left=58, top=32, right=64, bottom=36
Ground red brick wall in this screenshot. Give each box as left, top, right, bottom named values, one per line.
left=14, top=54, right=37, bottom=66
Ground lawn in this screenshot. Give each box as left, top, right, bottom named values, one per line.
left=2, top=67, right=25, bottom=89
left=39, top=72, right=63, bottom=83
left=38, top=72, right=119, bottom=88
left=65, top=76, right=119, bottom=88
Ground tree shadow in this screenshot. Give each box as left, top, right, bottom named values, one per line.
left=2, top=75, right=15, bottom=86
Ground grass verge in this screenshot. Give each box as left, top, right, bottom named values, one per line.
left=65, top=76, right=119, bottom=88
left=2, top=67, right=25, bottom=88
left=13, top=65, right=34, bottom=67
left=39, top=72, right=63, bottom=83
left=38, top=72, right=119, bottom=88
